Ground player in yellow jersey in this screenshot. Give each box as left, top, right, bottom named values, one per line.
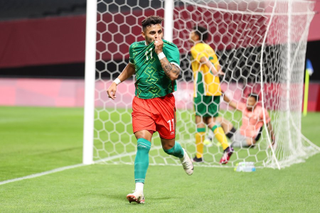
left=189, top=26, right=233, bottom=164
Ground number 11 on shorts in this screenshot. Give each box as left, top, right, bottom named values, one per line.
left=167, top=119, right=175, bottom=131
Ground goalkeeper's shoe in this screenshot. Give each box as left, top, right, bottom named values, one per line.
left=220, top=146, right=234, bottom=164
left=193, top=156, right=204, bottom=163
left=126, top=191, right=145, bottom=204
left=180, top=148, right=194, bottom=175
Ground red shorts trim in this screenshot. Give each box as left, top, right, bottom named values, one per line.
left=132, top=94, right=176, bottom=139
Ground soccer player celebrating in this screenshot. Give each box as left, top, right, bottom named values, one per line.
left=107, top=16, right=193, bottom=204
left=189, top=26, right=233, bottom=164
left=219, top=93, right=275, bottom=148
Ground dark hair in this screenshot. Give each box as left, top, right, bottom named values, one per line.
left=248, top=93, right=259, bottom=101
left=193, top=26, right=209, bottom=41
left=141, top=16, right=163, bottom=31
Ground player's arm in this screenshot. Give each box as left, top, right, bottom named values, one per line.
left=158, top=56, right=180, bottom=81
left=106, top=63, right=135, bottom=100
left=223, top=93, right=238, bottom=110
left=199, top=57, right=224, bottom=76
left=154, top=38, right=180, bottom=81
left=266, top=121, right=276, bottom=145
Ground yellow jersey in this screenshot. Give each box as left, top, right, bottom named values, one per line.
left=190, top=43, right=221, bottom=97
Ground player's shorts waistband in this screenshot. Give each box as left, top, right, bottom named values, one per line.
left=135, top=93, right=174, bottom=100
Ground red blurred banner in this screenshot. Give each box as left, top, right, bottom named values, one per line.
left=0, top=1, right=319, bottom=69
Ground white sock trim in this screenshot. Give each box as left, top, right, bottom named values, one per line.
left=135, top=182, right=144, bottom=193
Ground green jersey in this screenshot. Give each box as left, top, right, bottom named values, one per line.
left=129, top=40, right=180, bottom=99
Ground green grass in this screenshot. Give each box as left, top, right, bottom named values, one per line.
left=0, top=107, right=83, bottom=181
left=0, top=106, right=320, bottom=213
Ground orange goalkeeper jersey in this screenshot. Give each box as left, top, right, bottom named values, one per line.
left=236, top=102, right=271, bottom=139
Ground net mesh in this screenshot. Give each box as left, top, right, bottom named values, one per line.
left=94, top=0, right=320, bottom=168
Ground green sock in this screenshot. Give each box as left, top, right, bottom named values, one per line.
left=134, top=138, right=151, bottom=184
left=163, top=141, right=184, bottom=158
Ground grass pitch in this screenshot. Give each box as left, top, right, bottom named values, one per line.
left=0, top=106, right=320, bottom=212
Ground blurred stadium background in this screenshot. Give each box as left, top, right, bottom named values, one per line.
left=0, top=0, right=320, bottom=110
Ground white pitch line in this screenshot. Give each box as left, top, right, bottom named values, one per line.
left=0, top=147, right=235, bottom=186
left=0, top=163, right=84, bottom=186
left=0, top=153, right=137, bottom=186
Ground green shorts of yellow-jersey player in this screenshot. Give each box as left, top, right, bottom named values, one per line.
left=193, top=96, right=220, bottom=117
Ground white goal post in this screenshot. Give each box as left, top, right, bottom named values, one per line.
left=83, top=0, right=320, bottom=168
left=83, top=0, right=97, bottom=165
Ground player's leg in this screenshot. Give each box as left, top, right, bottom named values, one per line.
left=205, top=96, right=229, bottom=150
left=217, top=117, right=257, bottom=148
left=206, top=116, right=233, bottom=164
left=232, top=126, right=262, bottom=148
left=247, top=137, right=256, bottom=147
left=161, top=138, right=184, bottom=158
left=193, top=96, right=206, bottom=162
left=194, top=115, right=205, bottom=162
left=127, top=97, right=155, bottom=204
left=157, top=94, right=193, bottom=175
left=126, top=132, right=152, bottom=204
left=229, top=129, right=250, bottom=148
left=161, top=137, right=193, bottom=175
left=205, top=96, right=233, bottom=164
left=216, top=117, right=238, bottom=142
left=134, top=130, right=152, bottom=187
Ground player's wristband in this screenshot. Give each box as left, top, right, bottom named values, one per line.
left=158, top=52, right=166, bottom=60
left=113, top=78, right=121, bottom=85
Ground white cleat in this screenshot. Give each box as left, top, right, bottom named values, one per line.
left=126, top=191, right=145, bottom=204
left=180, top=148, right=194, bottom=175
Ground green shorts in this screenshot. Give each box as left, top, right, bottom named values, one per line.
left=194, top=96, right=220, bottom=117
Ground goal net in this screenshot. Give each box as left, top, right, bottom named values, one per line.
left=89, top=0, right=320, bottom=169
